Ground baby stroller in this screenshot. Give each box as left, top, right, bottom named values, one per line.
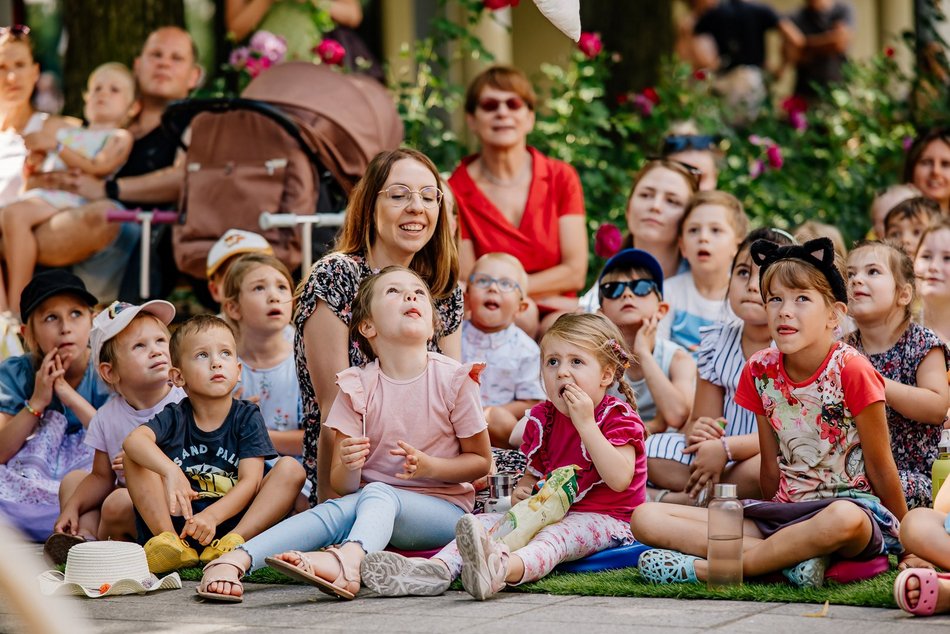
left=165, top=62, right=403, bottom=285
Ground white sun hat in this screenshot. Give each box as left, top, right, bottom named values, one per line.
left=38, top=541, right=182, bottom=598
left=533, top=0, right=581, bottom=41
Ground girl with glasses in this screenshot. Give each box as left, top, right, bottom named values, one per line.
left=449, top=65, right=588, bottom=339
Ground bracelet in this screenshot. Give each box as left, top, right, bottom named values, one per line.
left=23, top=400, right=42, bottom=418
left=720, top=436, right=734, bottom=462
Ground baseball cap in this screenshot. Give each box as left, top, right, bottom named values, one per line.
left=20, top=270, right=98, bottom=323
left=90, top=300, right=176, bottom=367
left=597, top=248, right=665, bottom=296
left=206, top=230, right=273, bottom=278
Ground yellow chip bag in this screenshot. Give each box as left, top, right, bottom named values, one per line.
left=488, top=465, right=580, bottom=551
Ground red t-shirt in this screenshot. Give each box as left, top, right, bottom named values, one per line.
left=449, top=147, right=585, bottom=277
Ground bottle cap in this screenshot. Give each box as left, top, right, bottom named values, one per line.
left=941, top=429, right=950, bottom=451
left=713, top=483, right=738, bottom=499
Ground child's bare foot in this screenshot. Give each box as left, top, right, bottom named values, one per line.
left=197, top=551, right=249, bottom=603
left=267, top=547, right=361, bottom=598
left=895, top=568, right=950, bottom=616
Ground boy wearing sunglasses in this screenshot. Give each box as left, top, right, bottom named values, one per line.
left=597, top=249, right=696, bottom=436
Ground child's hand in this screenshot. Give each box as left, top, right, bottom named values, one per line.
left=562, top=383, right=596, bottom=429
left=181, top=510, right=217, bottom=546
left=687, top=417, right=726, bottom=446
left=32, top=348, right=65, bottom=411
left=54, top=506, right=80, bottom=536
left=633, top=313, right=660, bottom=358
left=112, top=451, right=125, bottom=478
left=391, top=440, right=430, bottom=480
left=23, top=128, right=58, bottom=152
left=512, top=482, right=533, bottom=504
left=163, top=467, right=197, bottom=519
left=340, top=436, right=370, bottom=471
left=683, top=439, right=727, bottom=499
left=232, top=386, right=261, bottom=405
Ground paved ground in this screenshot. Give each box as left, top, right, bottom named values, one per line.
left=3, top=543, right=950, bottom=633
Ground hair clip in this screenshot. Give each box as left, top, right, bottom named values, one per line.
left=750, top=237, right=847, bottom=303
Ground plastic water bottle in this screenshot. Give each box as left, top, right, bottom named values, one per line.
left=931, top=429, right=950, bottom=502
left=707, top=483, right=743, bottom=589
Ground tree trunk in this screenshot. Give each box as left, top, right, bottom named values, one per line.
left=580, top=1, right=673, bottom=104
left=62, top=1, right=186, bottom=118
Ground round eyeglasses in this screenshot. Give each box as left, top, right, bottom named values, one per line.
left=378, top=185, right=443, bottom=210
left=469, top=274, right=522, bottom=294
left=600, top=279, right=659, bottom=300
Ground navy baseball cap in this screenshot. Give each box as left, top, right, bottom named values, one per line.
left=20, top=270, right=98, bottom=322
left=597, top=248, right=665, bottom=296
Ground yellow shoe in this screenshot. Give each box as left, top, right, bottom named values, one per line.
left=200, top=533, right=245, bottom=564
left=144, top=531, right=200, bottom=574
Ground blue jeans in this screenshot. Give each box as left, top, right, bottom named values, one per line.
left=240, top=482, right=464, bottom=571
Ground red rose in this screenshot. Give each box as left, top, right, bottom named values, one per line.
left=692, top=69, right=707, bottom=81
left=766, top=144, right=784, bottom=170
left=578, top=32, right=603, bottom=59
left=642, top=87, right=660, bottom=104
left=483, top=0, right=511, bottom=9
left=315, top=38, right=346, bottom=66
left=594, top=223, right=623, bottom=259
left=884, top=46, right=895, bottom=58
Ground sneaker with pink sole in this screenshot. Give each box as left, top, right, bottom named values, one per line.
left=455, top=514, right=509, bottom=600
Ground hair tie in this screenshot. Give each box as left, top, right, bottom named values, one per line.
left=607, top=338, right=631, bottom=370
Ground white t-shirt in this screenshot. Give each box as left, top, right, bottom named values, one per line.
left=0, top=112, right=47, bottom=206
left=239, top=353, right=302, bottom=434
left=84, top=386, right=187, bottom=484
left=658, top=271, right=735, bottom=357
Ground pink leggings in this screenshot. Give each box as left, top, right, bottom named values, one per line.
left=435, top=511, right=633, bottom=585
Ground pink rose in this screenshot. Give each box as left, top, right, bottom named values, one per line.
left=749, top=159, right=765, bottom=180
left=903, top=136, right=914, bottom=151
left=249, top=30, right=287, bottom=64
left=229, top=47, right=250, bottom=69
left=789, top=110, right=807, bottom=132
left=244, top=55, right=272, bottom=78
left=632, top=93, right=654, bottom=116
left=781, top=95, right=808, bottom=115
left=578, top=32, right=603, bottom=59
left=316, top=38, right=346, bottom=66
left=594, top=223, right=623, bottom=259
left=766, top=144, right=784, bottom=170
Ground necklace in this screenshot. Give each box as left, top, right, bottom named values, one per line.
left=479, top=155, right=531, bottom=187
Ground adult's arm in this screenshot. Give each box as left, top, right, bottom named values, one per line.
left=72, top=162, right=185, bottom=206
left=459, top=239, right=476, bottom=287
left=303, top=301, right=351, bottom=502
left=526, top=214, right=587, bottom=297
left=225, top=0, right=273, bottom=41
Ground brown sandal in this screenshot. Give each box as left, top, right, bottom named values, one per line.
left=265, top=546, right=359, bottom=600
left=196, top=558, right=246, bottom=603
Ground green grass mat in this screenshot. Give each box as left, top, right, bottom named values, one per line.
left=178, top=565, right=897, bottom=608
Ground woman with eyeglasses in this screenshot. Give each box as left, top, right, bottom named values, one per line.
left=0, top=26, right=44, bottom=207
left=903, top=128, right=950, bottom=215
left=294, top=149, right=463, bottom=505
left=448, top=65, right=588, bottom=339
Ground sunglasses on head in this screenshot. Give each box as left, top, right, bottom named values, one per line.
left=0, top=24, right=30, bottom=38
left=600, top=279, right=659, bottom=300
left=645, top=156, right=703, bottom=179
left=477, top=97, right=527, bottom=112
left=662, top=134, right=719, bottom=154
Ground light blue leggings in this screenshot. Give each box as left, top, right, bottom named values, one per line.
left=240, top=481, right=464, bottom=571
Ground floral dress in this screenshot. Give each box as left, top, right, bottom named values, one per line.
left=294, top=251, right=464, bottom=505
left=847, top=323, right=950, bottom=508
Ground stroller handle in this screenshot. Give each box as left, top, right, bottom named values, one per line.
left=259, top=212, right=346, bottom=230
left=106, top=209, right=179, bottom=224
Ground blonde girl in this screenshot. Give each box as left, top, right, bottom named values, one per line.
left=846, top=241, right=949, bottom=509
left=915, top=217, right=950, bottom=343
left=198, top=266, right=490, bottom=602
left=360, top=313, right=647, bottom=601
left=0, top=271, right=109, bottom=540
left=633, top=238, right=910, bottom=588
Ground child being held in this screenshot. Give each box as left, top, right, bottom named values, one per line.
left=845, top=241, right=949, bottom=509
left=868, top=183, right=919, bottom=240
left=658, top=190, right=746, bottom=356
left=360, top=313, right=647, bottom=601
left=123, top=315, right=305, bottom=574
left=462, top=253, right=545, bottom=477
left=915, top=217, right=950, bottom=344
left=45, top=300, right=186, bottom=563
left=3, top=62, right=138, bottom=310
left=596, top=248, right=694, bottom=436
left=884, top=196, right=941, bottom=256
left=633, top=238, right=910, bottom=588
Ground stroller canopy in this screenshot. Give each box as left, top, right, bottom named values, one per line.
left=242, top=62, right=404, bottom=193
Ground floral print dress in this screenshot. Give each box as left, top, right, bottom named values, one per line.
left=293, top=251, right=464, bottom=505
left=847, top=322, right=950, bottom=508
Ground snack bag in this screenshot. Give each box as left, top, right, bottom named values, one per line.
left=489, top=465, right=579, bottom=550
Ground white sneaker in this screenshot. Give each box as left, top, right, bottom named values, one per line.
left=360, top=551, right=452, bottom=597
left=455, top=514, right=509, bottom=600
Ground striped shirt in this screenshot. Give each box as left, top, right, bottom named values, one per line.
left=698, top=319, right=758, bottom=437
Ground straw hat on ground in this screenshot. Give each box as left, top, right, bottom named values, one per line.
left=38, top=541, right=182, bottom=598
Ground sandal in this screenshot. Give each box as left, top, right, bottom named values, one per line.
left=265, top=547, right=359, bottom=600
left=637, top=548, right=699, bottom=584
left=196, top=558, right=246, bottom=603
left=894, top=568, right=950, bottom=616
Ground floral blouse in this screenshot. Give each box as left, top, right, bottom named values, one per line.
left=293, top=251, right=463, bottom=504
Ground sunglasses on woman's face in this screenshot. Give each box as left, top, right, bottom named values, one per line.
left=662, top=134, right=718, bottom=154
left=0, top=25, right=30, bottom=38
left=600, top=279, right=659, bottom=300
left=477, top=97, right=527, bottom=112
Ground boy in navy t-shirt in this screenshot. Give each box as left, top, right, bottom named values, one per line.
left=123, top=315, right=305, bottom=574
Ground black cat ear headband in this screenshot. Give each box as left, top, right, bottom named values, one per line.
left=750, top=237, right=848, bottom=303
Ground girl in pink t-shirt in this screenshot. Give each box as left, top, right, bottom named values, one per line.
left=632, top=238, right=910, bottom=589
left=196, top=267, right=491, bottom=602
left=360, top=312, right=647, bottom=600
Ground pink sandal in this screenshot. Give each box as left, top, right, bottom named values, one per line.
left=894, top=568, right=950, bottom=616
left=265, top=547, right=360, bottom=600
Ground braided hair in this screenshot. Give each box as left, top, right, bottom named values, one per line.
left=542, top=313, right=638, bottom=410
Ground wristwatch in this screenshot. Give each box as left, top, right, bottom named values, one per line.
left=105, top=178, right=119, bottom=200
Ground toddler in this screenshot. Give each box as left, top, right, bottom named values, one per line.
left=647, top=228, right=792, bottom=506
left=360, top=313, right=646, bottom=601
left=0, top=271, right=109, bottom=541
left=846, top=241, right=949, bottom=508
left=868, top=183, right=919, bottom=240
left=915, top=217, right=950, bottom=344
left=194, top=267, right=491, bottom=602
left=794, top=220, right=847, bottom=260
left=596, top=248, right=694, bottom=435
left=659, top=190, right=746, bottom=355
left=633, top=238, right=909, bottom=588
left=45, top=300, right=185, bottom=563
left=123, top=315, right=305, bottom=575
left=3, top=63, right=137, bottom=310
left=884, top=196, right=940, bottom=256
left=894, top=479, right=950, bottom=615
